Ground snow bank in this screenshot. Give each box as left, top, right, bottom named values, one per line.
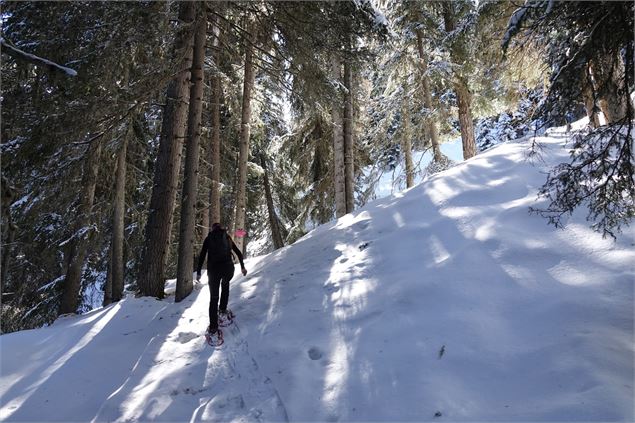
left=1, top=128, right=633, bottom=422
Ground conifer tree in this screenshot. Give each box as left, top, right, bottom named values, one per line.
left=176, top=4, right=207, bottom=302
left=138, top=2, right=196, bottom=299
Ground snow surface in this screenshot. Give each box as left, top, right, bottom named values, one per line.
left=374, top=138, right=463, bottom=198
left=1, top=127, right=634, bottom=422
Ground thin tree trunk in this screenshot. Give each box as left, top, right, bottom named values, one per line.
left=402, top=98, right=415, bottom=188
left=59, top=139, right=102, bottom=315
left=233, top=28, right=255, bottom=253
left=209, top=14, right=222, bottom=227
left=1, top=176, right=16, bottom=293
left=416, top=29, right=442, bottom=162
left=200, top=198, right=209, bottom=240
left=582, top=63, right=601, bottom=128
left=138, top=2, right=195, bottom=299
left=443, top=2, right=477, bottom=161
left=343, top=61, right=355, bottom=214
left=104, top=260, right=113, bottom=306
left=261, top=154, right=284, bottom=250
left=104, top=122, right=130, bottom=305
left=332, top=55, right=346, bottom=218
left=176, top=5, right=206, bottom=303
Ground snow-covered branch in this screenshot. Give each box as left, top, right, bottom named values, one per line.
left=1, top=37, right=77, bottom=77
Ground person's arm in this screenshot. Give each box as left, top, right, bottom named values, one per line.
left=196, top=236, right=209, bottom=280
left=229, top=236, right=247, bottom=276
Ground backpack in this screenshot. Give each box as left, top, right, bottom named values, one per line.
left=208, top=229, right=232, bottom=263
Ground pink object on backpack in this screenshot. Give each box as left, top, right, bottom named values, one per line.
left=235, top=229, right=247, bottom=238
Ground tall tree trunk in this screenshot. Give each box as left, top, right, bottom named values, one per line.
left=1, top=176, right=16, bottom=294
left=343, top=61, right=355, bottom=214
left=176, top=5, right=206, bottom=302
left=233, top=28, right=255, bottom=252
left=209, top=14, right=222, bottom=227
left=104, top=122, right=130, bottom=306
left=455, top=79, right=477, bottom=160
left=416, top=29, right=442, bottom=162
left=592, top=52, right=628, bottom=123
left=137, top=2, right=195, bottom=299
left=443, top=2, right=477, bottom=161
left=581, top=63, right=601, bottom=128
left=332, top=56, right=346, bottom=218
left=261, top=154, right=284, bottom=250
left=59, top=139, right=102, bottom=315
left=401, top=97, right=415, bottom=188
left=200, top=198, right=209, bottom=241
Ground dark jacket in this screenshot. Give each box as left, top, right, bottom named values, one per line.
left=197, top=229, right=245, bottom=274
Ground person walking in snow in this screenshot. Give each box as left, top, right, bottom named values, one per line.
left=196, top=223, right=247, bottom=339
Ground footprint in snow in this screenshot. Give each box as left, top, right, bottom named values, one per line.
left=175, top=332, right=199, bottom=344
left=308, top=346, right=323, bottom=360
left=323, top=283, right=339, bottom=293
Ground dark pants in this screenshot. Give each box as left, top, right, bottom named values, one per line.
left=208, top=261, right=234, bottom=331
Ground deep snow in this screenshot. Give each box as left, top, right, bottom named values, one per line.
left=1, top=126, right=633, bottom=422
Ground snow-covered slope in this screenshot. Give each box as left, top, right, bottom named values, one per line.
left=1, top=129, right=633, bottom=422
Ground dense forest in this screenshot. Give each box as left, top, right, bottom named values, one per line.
left=1, top=0, right=633, bottom=333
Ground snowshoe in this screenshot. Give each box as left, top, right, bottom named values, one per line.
left=218, top=309, right=235, bottom=328
left=205, top=327, right=224, bottom=347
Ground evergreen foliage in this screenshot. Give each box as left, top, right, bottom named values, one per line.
left=1, top=1, right=633, bottom=332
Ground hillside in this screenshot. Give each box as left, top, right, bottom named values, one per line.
left=1, top=128, right=633, bottom=422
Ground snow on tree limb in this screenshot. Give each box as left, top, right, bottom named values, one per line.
left=1, top=37, right=77, bottom=77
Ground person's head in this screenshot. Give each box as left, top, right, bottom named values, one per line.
left=211, top=222, right=222, bottom=232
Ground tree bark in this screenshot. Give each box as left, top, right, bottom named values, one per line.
left=209, top=14, right=222, bottom=227
left=176, top=5, right=206, bottom=303
left=581, top=63, right=601, bottom=128
left=416, top=29, right=442, bottom=162
left=233, top=28, right=255, bottom=253
left=59, top=139, right=102, bottom=315
left=1, top=176, right=16, bottom=294
left=137, top=2, right=195, bottom=299
left=104, top=122, right=130, bottom=306
left=443, top=2, right=477, bottom=161
left=332, top=56, right=346, bottom=218
left=261, top=154, right=284, bottom=250
left=343, top=61, right=355, bottom=214
left=592, top=52, right=628, bottom=123
left=401, top=97, right=415, bottom=188
left=455, top=79, right=477, bottom=160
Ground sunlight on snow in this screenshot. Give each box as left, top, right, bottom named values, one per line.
left=1, top=303, right=121, bottom=420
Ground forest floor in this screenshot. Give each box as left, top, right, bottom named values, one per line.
left=1, top=123, right=633, bottom=422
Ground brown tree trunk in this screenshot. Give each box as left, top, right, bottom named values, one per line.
left=443, top=2, right=477, bottom=161
left=402, top=98, right=415, bottom=188
left=343, top=61, right=355, bottom=214
left=416, top=29, right=442, bottom=162
left=209, top=15, right=222, bottom=227
left=581, top=63, right=601, bottom=128
left=455, top=79, right=477, bottom=160
left=332, top=56, right=346, bottom=218
left=137, top=2, right=195, bottom=299
left=233, top=28, right=255, bottom=252
left=200, top=199, right=209, bottom=241
left=59, top=139, right=102, bottom=315
left=1, top=176, right=16, bottom=294
left=591, top=53, right=628, bottom=124
left=176, top=5, right=206, bottom=302
left=104, top=122, right=130, bottom=306
left=261, top=154, right=284, bottom=250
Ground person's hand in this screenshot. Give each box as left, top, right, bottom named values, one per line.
left=196, top=272, right=201, bottom=281
left=241, top=267, right=247, bottom=276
